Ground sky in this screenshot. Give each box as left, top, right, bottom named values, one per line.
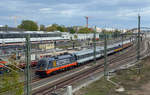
left=0, top=0, right=150, bottom=29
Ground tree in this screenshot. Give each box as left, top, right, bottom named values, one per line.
left=40, top=24, right=45, bottom=31
left=46, top=26, right=57, bottom=32
left=74, top=35, right=78, bottom=39
left=78, top=27, right=93, bottom=34
left=46, top=24, right=67, bottom=32
left=57, top=26, right=64, bottom=32
left=68, top=27, right=76, bottom=34
left=18, top=20, right=38, bottom=31
left=5, top=25, right=8, bottom=32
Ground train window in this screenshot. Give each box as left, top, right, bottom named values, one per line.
left=30, top=34, right=34, bottom=38
left=96, top=52, right=99, bottom=55
left=84, top=54, right=87, bottom=58
left=48, top=61, right=53, bottom=68
left=83, top=55, right=85, bottom=58
left=70, top=57, right=75, bottom=62
left=87, top=54, right=89, bottom=57
left=80, top=55, right=82, bottom=59
left=24, top=34, right=27, bottom=38
left=35, top=34, right=38, bottom=37
left=86, top=54, right=88, bottom=57
left=0, top=34, right=3, bottom=38
left=89, top=53, right=91, bottom=57
left=107, top=48, right=112, bottom=51
left=37, top=59, right=47, bottom=70
left=79, top=56, right=81, bottom=59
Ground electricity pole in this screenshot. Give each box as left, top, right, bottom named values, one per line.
left=121, top=34, right=123, bottom=49
left=137, top=14, right=141, bottom=60
left=137, top=14, right=141, bottom=75
left=93, top=26, right=96, bottom=64
left=104, top=33, right=107, bottom=76
left=25, top=34, right=31, bottom=95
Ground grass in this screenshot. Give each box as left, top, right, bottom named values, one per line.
left=0, top=71, right=24, bottom=95
left=75, top=57, right=150, bottom=95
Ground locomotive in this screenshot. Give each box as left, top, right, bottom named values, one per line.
left=35, top=53, right=77, bottom=76
left=36, top=40, right=133, bottom=77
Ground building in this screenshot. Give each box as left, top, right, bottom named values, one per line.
left=0, top=25, right=24, bottom=32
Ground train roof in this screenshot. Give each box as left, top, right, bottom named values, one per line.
left=42, top=53, right=73, bottom=61
left=0, top=37, right=66, bottom=43
left=74, top=39, right=131, bottom=56
left=74, top=47, right=102, bottom=56
left=107, top=39, right=131, bottom=48
left=0, top=31, right=61, bottom=34
left=57, top=54, right=72, bottom=59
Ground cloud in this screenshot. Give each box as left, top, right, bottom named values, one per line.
left=39, top=8, right=52, bottom=13
left=0, top=0, right=150, bottom=28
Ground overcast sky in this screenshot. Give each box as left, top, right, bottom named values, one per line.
left=0, top=0, right=150, bottom=29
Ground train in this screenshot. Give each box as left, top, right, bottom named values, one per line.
left=0, top=31, right=68, bottom=48
left=35, top=39, right=133, bottom=77
left=0, top=59, right=8, bottom=74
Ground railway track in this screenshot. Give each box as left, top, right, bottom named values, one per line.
left=32, top=40, right=146, bottom=95
left=31, top=39, right=148, bottom=95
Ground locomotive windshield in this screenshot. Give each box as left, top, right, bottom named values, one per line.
left=37, top=58, right=48, bottom=70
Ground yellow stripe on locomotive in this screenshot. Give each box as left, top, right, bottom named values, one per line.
left=53, top=60, right=57, bottom=67
left=114, top=48, right=122, bottom=52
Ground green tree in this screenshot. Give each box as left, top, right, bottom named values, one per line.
left=78, top=27, right=93, bottom=34
left=40, top=24, right=45, bottom=31
left=46, top=25, right=57, bottom=32
left=68, top=27, right=76, bottom=34
left=57, top=26, right=64, bottom=32
left=18, top=20, right=38, bottom=31
left=74, top=35, right=78, bottom=39
left=46, top=24, right=67, bottom=32
left=55, top=24, right=67, bottom=32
